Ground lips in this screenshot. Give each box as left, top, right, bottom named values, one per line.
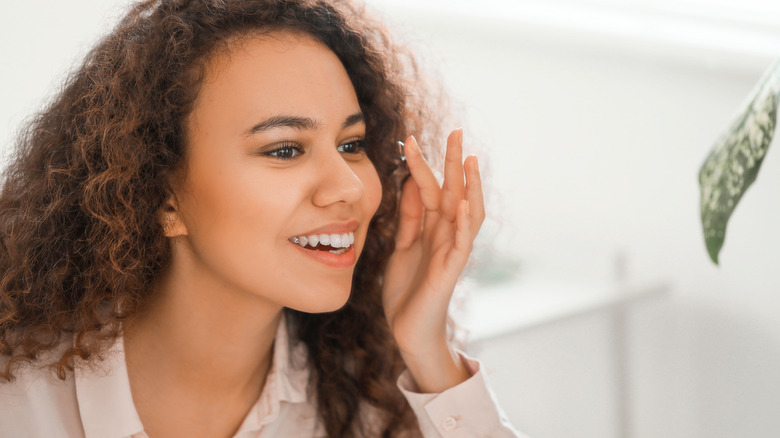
left=288, top=221, right=359, bottom=268
left=291, top=220, right=359, bottom=237
left=289, top=237, right=357, bottom=268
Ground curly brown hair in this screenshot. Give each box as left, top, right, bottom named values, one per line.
left=0, top=0, right=449, bottom=436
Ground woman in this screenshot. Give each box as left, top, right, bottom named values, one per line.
left=0, top=0, right=521, bottom=436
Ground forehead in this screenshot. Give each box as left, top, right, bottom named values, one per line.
left=189, top=31, right=359, bottom=130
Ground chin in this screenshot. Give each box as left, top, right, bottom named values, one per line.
left=291, top=288, right=352, bottom=314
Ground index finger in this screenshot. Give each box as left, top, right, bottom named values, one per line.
left=403, top=135, right=440, bottom=211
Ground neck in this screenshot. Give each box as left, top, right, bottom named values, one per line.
left=123, top=243, right=283, bottom=405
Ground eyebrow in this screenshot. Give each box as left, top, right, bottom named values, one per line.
left=341, top=112, right=365, bottom=129
left=244, top=112, right=365, bottom=137
left=244, top=115, right=317, bottom=137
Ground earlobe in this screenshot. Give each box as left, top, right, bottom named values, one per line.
left=159, top=199, right=188, bottom=237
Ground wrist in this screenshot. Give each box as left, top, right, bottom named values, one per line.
left=400, top=341, right=470, bottom=394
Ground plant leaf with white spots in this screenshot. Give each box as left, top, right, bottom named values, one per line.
left=699, top=60, right=780, bottom=264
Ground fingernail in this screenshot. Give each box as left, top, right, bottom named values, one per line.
left=407, top=135, right=419, bottom=155
left=457, top=127, right=464, bottom=144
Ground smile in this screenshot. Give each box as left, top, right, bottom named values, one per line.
left=289, top=231, right=355, bottom=254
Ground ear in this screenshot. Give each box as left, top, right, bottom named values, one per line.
left=159, top=197, right=188, bottom=238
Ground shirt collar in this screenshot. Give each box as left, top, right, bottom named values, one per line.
left=73, top=313, right=310, bottom=438
left=74, top=335, right=145, bottom=438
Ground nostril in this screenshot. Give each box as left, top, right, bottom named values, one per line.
left=311, top=161, right=365, bottom=206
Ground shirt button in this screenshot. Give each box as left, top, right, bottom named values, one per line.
left=441, top=416, right=458, bottom=431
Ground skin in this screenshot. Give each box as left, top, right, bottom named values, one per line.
left=123, top=31, right=484, bottom=438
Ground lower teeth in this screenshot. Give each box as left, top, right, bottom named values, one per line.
left=329, top=248, right=347, bottom=255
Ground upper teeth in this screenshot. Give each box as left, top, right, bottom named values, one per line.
left=290, top=231, right=355, bottom=248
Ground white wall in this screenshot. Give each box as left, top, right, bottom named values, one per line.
left=365, top=2, right=780, bottom=437
left=0, top=0, right=130, bottom=162
left=3, top=1, right=780, bottom=437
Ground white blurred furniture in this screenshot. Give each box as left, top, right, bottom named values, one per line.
left=460, top=254, right=670, bottom=438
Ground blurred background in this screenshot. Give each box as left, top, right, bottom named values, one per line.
left=2, top=1, right=780, bottom=437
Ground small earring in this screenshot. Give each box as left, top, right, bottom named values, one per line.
left=397, top=141, right=406, bottom=162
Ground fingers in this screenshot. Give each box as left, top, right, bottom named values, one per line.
left=464, top=154, right=485, bottom=236
left=440, top=129, right=465, bottom=222
left=404, top=135, right=440, bottom=211
left=404, top=131, right=485, bottom=234
left=447, top=199, right=472, bottom=269
left=396, top=177, right=424, bottom=250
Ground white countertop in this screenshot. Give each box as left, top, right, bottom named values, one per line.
left=457, top=275, right=670, bottom=342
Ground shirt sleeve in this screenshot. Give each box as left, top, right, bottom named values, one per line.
left=396, top=350, right=527, bottom=437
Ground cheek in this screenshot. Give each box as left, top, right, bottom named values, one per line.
left=180, top=169, right=285, bottom=235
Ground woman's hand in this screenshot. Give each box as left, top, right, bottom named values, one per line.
left=382, top=129, right=485, bottom=393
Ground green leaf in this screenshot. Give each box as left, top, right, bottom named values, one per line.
left=699, top=60, right=780, bottom=264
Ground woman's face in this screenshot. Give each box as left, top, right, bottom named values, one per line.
left=170, top=31, right=382, bottom=313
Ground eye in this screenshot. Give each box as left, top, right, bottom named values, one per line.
left=337, top=139, right=367, bottom=155
left=265, top=142, right=303, bottom=160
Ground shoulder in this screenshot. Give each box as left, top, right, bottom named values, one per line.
left=0, top=339, right=85, bottom=437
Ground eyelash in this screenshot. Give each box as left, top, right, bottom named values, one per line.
left=337, top=139, right=367, bottom=155
left=265, top=142, right=303, bottom=160
left=264, top=139, right=367, bottom=161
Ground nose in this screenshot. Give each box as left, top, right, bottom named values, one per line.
left=311, top=148, right=364, bottom=207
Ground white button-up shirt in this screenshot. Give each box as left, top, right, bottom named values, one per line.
left=0, top=316, right=523, bottom=437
